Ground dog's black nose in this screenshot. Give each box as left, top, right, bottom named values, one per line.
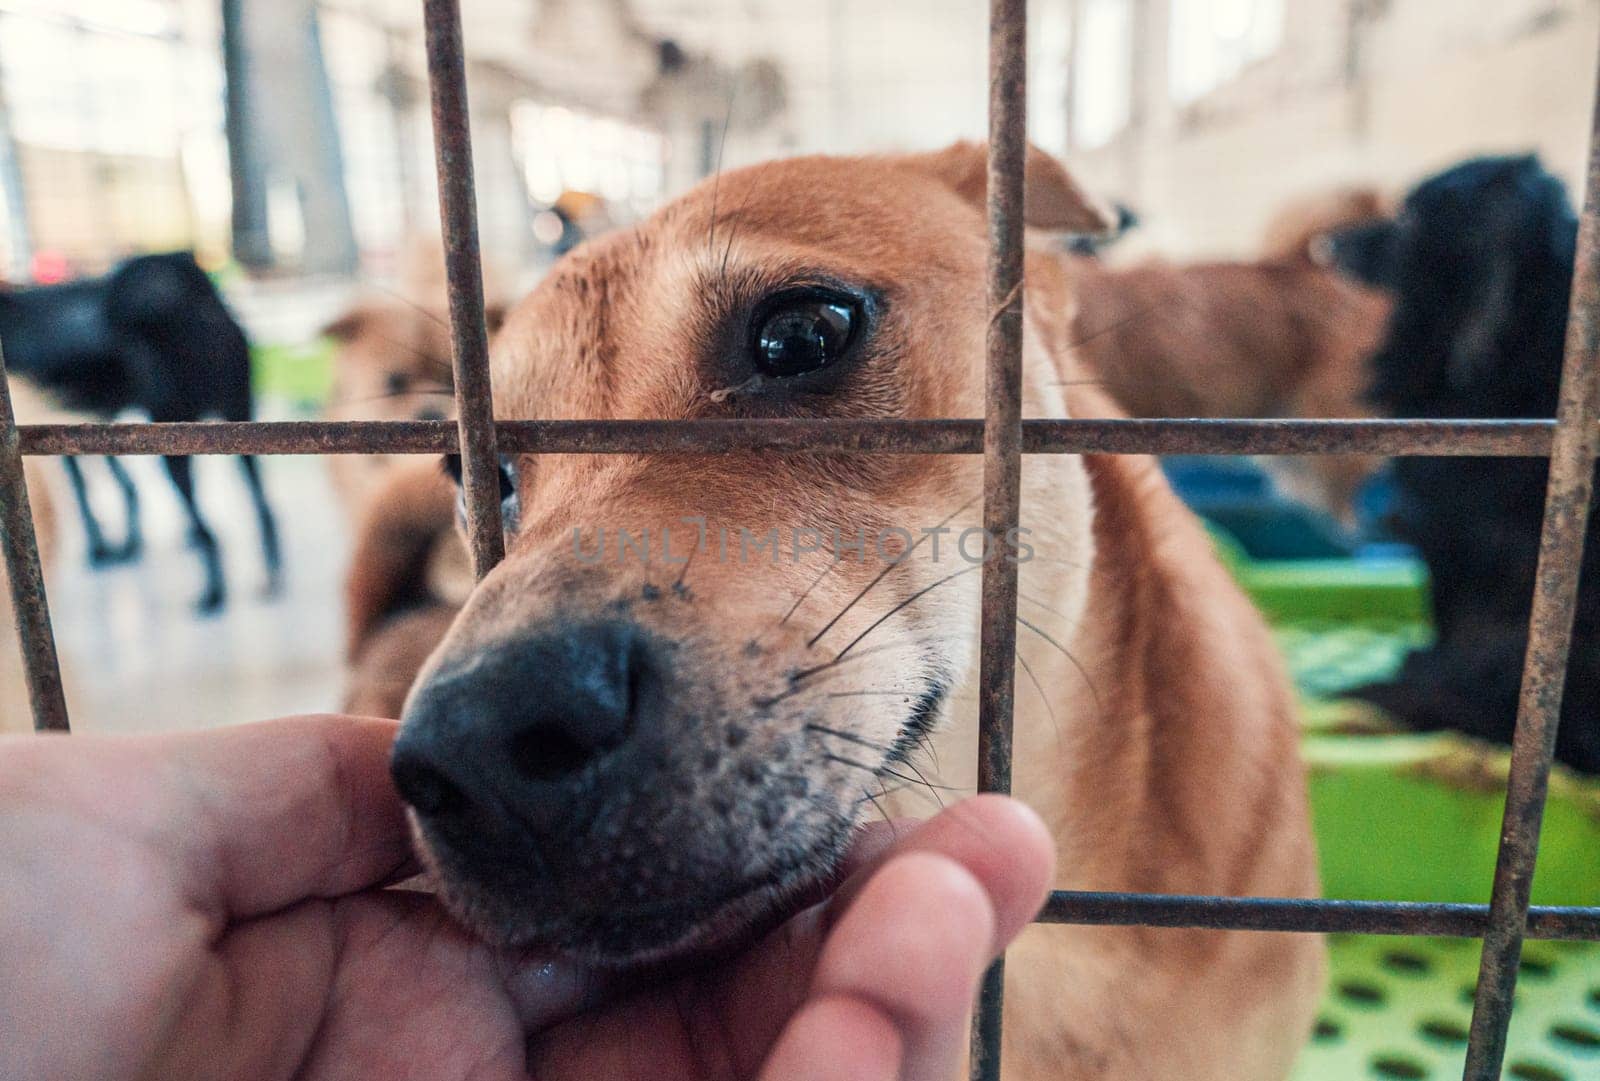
left=392, top=621, right=651, bottom=826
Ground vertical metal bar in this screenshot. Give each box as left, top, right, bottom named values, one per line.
left=1461, top=48, right=1600, bottom=1081
left=971, top=0, right=1028, bottom=1078
left=421, top=0, right=504, bottom=578
left=0, top=347, right=68, bottom=731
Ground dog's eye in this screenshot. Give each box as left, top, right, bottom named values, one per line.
left=751, top=290, right=859, bottom=378
left=386, top=371, right=412, bottom=395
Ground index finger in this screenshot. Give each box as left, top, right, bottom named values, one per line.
left=1, top=715, right=413, bottom=927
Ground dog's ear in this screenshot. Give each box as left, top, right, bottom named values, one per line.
left=900, top=140, right=1117, bottom=235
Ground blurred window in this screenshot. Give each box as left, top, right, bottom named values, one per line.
left=321, top=7, right=411, bottom=264
left=1168, top=0, right=1284, bottom=104
left=1073, top=0, right=1133, bottom=150
left=510, top=102, right=664, bottom=221
left=1028, top=0, right=1072, bottom=154
left=0, top=2, right=190, bottom=158
left=0, top=0, right=221, bottom=271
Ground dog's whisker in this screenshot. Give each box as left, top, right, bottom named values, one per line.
left=718, top=150, right=767, bottom=284
left=353, top=324, right=458, bottom=380
left=806, top=722, right=894, bottom=754
left=892, top=756, right=953, bottom=808
left=1047, top=283, right=1218, bottom=393
left=1064, top=298, right=1172, bottom=352
left=805, top=492, right=982, bottom=648
left=1018, top=587, right=1080, bottom=625
left=704, top=87, right=737, bottom=262
left=760, top=632, right=967, bottom=706
left=333, top=383, right=456, bottom=411
left=672, top=538, right=699, bottom=596
left=858, top=784, right=896, bottom=829
left=826, top=751, right=951, bottom=810
left=1016, top=613, right=1104, bottom=718
left=783, top=629, right=978, bottom=697
left=362, top=280, right=454, bottom=332
left=823, top=751, right=883, bottom=776
left=808, top=704, right=957, bottom=803
left=826, top=563, right=983, bottom=665
left=777, top=553, right=845, bottom=629
left=1017, top=649, right=1064, bottom=750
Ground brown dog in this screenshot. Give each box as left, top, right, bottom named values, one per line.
left=388, top=143, right=1324, bottom=1079
left=323, top=244, right=502, bottom=716
left=322, top=299, right=462, bottom=513
left=1065, top=191, right=1391, bottom=523
left=341, top=459, right=470, bottom=719
left=321, top=237, right=509, bottom=513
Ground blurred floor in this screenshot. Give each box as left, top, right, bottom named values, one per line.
left=40, top=448, right=354, bottom=733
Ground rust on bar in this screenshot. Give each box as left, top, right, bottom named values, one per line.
left=1039, top=892, right=1600, bottom=941
left=422, top=0, right=504, bottom=579
left=977, top=0, right=1027, bottom=803
left=972, top=0, right=1027, bottom=1077
left=1462, top=45, right=1600, bottom=1081
left=19, top=420, right=461, bottom=457
left=13, top=417, right=1578, bottom=459
left=0, top=348, right=69, bottom=731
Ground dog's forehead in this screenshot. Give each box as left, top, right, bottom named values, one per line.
left=491, top=155, right=983, bottom=419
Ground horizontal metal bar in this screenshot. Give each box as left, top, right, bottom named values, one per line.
left=1037, top=891, right=1600, bottom=940
left=13, top=418, right=1583, bottom=458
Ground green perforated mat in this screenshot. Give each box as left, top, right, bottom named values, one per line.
left=1207, top=538, right=1600, bottom=1081
left=1293, top=935, right=1600, bottom=1081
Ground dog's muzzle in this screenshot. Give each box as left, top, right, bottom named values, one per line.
left=391, top=618, right=843, bottom=962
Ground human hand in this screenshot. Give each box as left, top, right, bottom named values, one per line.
left=1, top=715, right=1053, bottom=1080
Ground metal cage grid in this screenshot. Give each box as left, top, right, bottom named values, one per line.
left=0, top=1, right=1597, bottom=1078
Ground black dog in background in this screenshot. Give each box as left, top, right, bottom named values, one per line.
left=0, top=252, right=281, bottom=612
left=1328, top=155, right=1597, bottom=773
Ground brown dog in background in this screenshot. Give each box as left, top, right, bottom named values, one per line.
left=324, top=240, right=503, bottom=716
left=341, top=459, right=468, bottom=718
left=387, top=143, right=1324, bottom=1079
left=321, top=240, right=507, bottom=513
left=322, top=298, right=465, bottom=513
left=1066, top=187, right=1391, bottom=523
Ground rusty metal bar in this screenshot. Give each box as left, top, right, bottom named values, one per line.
left=1461, top=50, right=1600, bottom=1081
left=422, top=0, right=503, bottom=579
left=972, top=0, right=1027, bottom=1076
left=1040, top=892, right=1600, bottom=940
left=13, top=417, right=1580, bottom=459
left=0, top=348, right=68, bottom=731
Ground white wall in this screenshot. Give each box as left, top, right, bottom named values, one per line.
left=1071, top=0, right=1600, bottom=258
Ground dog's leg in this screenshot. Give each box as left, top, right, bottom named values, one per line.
left=161, top=454, right=224, bottom=614
left=236, top=454, right=282, bottom=598
left=63, top=456, right=119, bottom=567
left=103, top=456, right=142, bottom=562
